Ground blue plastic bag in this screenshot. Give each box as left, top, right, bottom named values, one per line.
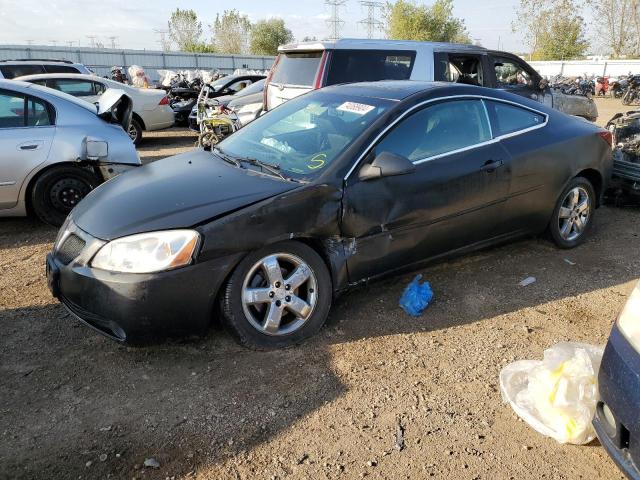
left=399, top=274, right=434, bottom=317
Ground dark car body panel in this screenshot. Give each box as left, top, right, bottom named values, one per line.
left=49, top=82, right=612, bottom=343
left=594, top=325, right=640, bottom=479
left=72, top=150, right=299, bottom=240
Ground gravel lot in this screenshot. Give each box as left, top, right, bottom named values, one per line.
left=1, top=98, right=637, bottom=480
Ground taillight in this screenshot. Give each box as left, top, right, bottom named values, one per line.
left=598, top=130, right=613, bottom=147
left=159, top=96, right=169, bottom=106
left=314, top=51, right=328, bottom=90
left=263, top=55, right=281, bottom=111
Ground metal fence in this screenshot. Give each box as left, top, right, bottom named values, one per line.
left=529, top=60, right=640, bottom=78
left=0, top=44, right=276, bottom=81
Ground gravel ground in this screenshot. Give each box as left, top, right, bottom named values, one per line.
left=0, top=98, right=637, bottom=480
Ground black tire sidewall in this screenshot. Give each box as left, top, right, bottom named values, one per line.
left=222, top=241, right=332, bottom=349
left=31, top=166, right=99, bottom=227
left=130, top=119, right=143, bottom=146
left=549, top=177, right=596, bottom=249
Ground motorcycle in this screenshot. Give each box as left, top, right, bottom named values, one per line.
left=622, top=74, right=640, bottom=105
left=610, top=75, right=629, bottom=98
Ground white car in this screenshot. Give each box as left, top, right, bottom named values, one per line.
left=16, top=73, right=175, bottom=145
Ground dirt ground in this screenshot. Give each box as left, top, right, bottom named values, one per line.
left=1, top=98, right=637, bottom=480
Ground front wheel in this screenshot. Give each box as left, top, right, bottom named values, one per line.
left=30, top=166, right=100, bottom=227
left=548, top=177, right=596, bottom=249
left=222, top=241, right=332, bottom=349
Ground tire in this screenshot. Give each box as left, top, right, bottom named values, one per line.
left=128, top=118, right=143, bottom=146
left=31, top=166, right=100, bottom=227
left=222, top=241, right=332, bottom=349
left=549, top=177, right=596, bottom=249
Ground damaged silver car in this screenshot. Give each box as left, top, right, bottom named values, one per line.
left=0, top=80, right=140, bottom=226
left=607, top=111, right=640, bottom=196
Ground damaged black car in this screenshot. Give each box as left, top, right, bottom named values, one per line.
left=46, top=81, right=613, bottom=348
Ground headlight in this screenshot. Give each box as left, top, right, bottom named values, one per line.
left=91, top=230, right=200, bottom=273
left=618, top=282, right=640, bottom=351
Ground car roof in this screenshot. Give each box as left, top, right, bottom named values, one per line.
left=16, top=73, right=104, bottom=82
left=0, top=78, right=96, bottom=113
left=0, top=59, right=78, bottom=65
left=279, top=38, right=485, bottom=53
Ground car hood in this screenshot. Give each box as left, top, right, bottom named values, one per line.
left=72, top=149, right=299, bottom=240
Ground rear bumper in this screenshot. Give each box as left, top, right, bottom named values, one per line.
left=594, top=325, right=640, bottom=479
left=612, top=159, right=640, bottom=194
left=143, top=106, right=175, bottom=131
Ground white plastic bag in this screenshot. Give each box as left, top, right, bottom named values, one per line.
left=499, top=342, right=604, bottom=444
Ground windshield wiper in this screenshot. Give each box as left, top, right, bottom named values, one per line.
left=212, top=146, right=240, bottom=167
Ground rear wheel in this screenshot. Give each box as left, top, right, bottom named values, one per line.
left=222, top=241, right=332, bottom=349
left=31, top=166, right=100, bottom=227
left=128, top=118, right=143, bottom=146
left=549, top=177, right=595, bottom=249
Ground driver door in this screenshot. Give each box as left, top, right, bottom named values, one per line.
left=341, top=98, right=512, bottom=282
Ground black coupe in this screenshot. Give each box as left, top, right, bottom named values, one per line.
left=46, top=81, right=613, bottom=348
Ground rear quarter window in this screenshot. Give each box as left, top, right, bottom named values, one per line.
left=485, top=100, right=545, bottom=136
left=271, top=52, right=323, bottom=86
left=326, top=50, right=416, bottom=85
left=44, top=65, right=82, bottom=74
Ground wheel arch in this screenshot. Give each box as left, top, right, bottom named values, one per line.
left=131, top=111, right=146, bottom=131
left=23, top=161, right=101, bottom=216
left=575, top=168, right=604, bottom=207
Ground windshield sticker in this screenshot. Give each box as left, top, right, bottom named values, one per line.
left=308, top=153, right=327, bottom=170
left=336, top=102, right=375, bottom=116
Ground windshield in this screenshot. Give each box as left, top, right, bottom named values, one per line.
left=210, top=75, right=236, bottom=91
left=218, top=91, right=393, bottom=178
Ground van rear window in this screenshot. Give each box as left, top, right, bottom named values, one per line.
left=271, top=52, right=323, bottom=86
left=326, top=50, right=416, bottom=86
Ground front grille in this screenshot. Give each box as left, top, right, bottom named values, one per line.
left=56, top=234, right=85, bottom=265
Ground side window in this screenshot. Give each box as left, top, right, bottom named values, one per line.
left=494, top=57, right=532, bottom=87
left=326, top=50, right=416, bottom=85
left=0, top=92, right=26, bottom=128
left=44, top=65, right=82, bottom=74
left=93, top=81, right=106, bottom=95
left=227, top=79, right=252, bottom=93
left=49, top=79, right=95, bottom=97
left=375, top=99, right=491, bottom=162
left=26, top=97, right=52, bottom=127
left=0, top=64, right=46, bottom=79
left=485, top=100, right=545, bottom=136
left=434, top=54, right=484, bottom=86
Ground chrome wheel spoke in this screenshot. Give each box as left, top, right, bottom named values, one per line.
left=560, top=219, right=573, bottom=239
left=576, top=198, right=589, bottom=215
left=568, top=188, right=579, bottom=208
left=286, top=295, right=312, bottom=320
left=559, top=206, right=572, bottom=219
left=261, top=256, right=284, bottom=286
left=243, top=287, right=272, bottom=305
left=263, top=303, right=284, bottom=334
left=285, top=264, right=311, bottom=290
left=574, top=216, right=585, bottom=233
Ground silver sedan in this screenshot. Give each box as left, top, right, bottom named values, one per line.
left=0, top=80, right=140, bottom=226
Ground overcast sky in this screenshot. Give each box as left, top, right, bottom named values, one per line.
left=0, top=0, right=527, bottom=52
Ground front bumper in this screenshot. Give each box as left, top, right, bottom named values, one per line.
left=593, top=325, right=640, bottom=479
left=46, top=223, right=242, bottom=344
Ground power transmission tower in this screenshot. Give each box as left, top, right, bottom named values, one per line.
left=325, top=0, right=347, bottom=41
left=86, top=35, right=97, bottom=48
left=66, top=41, right=75, bottom=47
left=359, top=1, right=384, bottom=39
left=26, top=39, right=34, bottom=45
left=153, top=29, right=171, bottom=52
left=50, top=40, right=58, bottom=47
left=108, top=36, right=118, bottom=49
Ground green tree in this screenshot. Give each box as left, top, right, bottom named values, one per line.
left=168, top=8, right=214, bottom=53
left=384, top=0, right=471, bottom=44
left=514, top=0, right=589, bottom=60
left=250, top=18, right=294, bottom=55
left=212, top=10, right=253, bottom=54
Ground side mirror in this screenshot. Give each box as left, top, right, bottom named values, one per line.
left=358, top=151, right=415, bottom=181
left=538, top=78, right=549, bottom=90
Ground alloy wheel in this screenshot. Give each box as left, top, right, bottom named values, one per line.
left=128, top=123, right=139, bottom=142
left=241, top=253, right=318, bottom=336
left=558, top=186, right=591, bottom=242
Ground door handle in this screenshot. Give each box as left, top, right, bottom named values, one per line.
left=480, top=160, right=504, bottom=172
left=20, top=144, right=39, bottom=150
